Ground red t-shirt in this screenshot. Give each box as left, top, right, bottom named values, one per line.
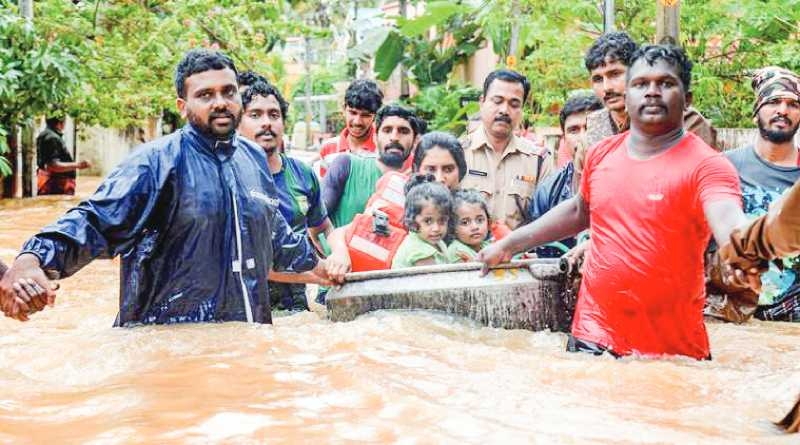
left=555, top=137, right=572, bottom=169
left=576, top=132, right=741, bottom=359
left=318, top=126, right=377, bottom=177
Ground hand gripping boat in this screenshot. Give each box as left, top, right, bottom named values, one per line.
left=326, top=259, right=577, bottom=332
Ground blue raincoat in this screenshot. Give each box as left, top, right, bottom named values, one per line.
left=21, top=124, right=318, bottom=326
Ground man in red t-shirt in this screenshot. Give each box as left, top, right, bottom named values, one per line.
left=478, top=45, right=748, bottom=360
left=315, top=79, right=382, bottom=176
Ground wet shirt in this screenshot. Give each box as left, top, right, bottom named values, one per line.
left=725, top=145, right=800, bottom=312
left=460, top=125, right=552, bottom=230
left=22, top=125, right=317, bottom=326
left=322, top=153, right=383, bottom=228
left=576, top=132, right=741, bottom=359
left=391, top=232, right=449, bottom=269
left=36, top=127, right=76, bottom=195
left=585, top=107, right=718, bottom=151
left=272, top=153, right=327, bottom=234
left=528, top=162, right=577, bottom=257
left=37, top=127, right=74, bottom=172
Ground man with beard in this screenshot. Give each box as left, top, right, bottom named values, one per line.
left=238, top=80, right=334, bottom=311
left=584, top=32, right=717, bottom=149
left=707, top=66, right=800, bottom=323
left=316, top=79, right=384, bottom=176
left=322, top=104, right=421, bottom=228
left=461, top=69, right=553, bottom=230
left=0, top=49, right=337, bottom=324
left=478, top=45, right=749, bottom=360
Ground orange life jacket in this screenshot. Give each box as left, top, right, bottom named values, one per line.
left=345, top=213, right=407, bottom=272
left=363, top=170, right=408, bottom=228
left=490, top=220, right=512, bottom=241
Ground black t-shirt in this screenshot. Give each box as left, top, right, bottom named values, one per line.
left=36, top=127, right=75, bottom=178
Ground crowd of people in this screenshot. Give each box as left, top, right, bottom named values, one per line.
left=1, top=31, right=799, bottom=365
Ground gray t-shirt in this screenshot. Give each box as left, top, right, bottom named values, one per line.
left=725, top=145, right=800, bottom=307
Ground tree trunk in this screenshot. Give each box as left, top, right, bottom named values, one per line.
left=17, top=0, right=35, bottom=198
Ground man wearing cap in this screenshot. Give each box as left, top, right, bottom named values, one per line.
left=707, top=67, right=800, bottom=323
left=461, top=69, right=552, bottom=230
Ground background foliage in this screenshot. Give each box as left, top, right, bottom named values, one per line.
left=1, top=0, right=799, bottom=166
left=371, top=0, right=800, bottom=128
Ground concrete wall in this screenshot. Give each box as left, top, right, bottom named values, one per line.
left=76, top=118, right=160, bottom=177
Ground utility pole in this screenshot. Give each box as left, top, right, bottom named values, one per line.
left=398, top=0, right=409, bottom=98
left=656, top=0, right=680, bottom=44
left=304, top=36, right=313, bottom=149
left=603, top=0, right=615, bottom=34
left=17, top=0, right=34, bottom=198
left=508, top=0, right=520, bottom=61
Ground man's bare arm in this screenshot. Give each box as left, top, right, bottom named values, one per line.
left=477, top=194, right=590, bottom=271
left=703, top=199, right=749, bottom=247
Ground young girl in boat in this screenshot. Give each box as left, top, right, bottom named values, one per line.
left=391, top=174, right=452, bottom=269
left=447, top=189, right=492, bottom=263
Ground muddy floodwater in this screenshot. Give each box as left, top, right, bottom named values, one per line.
left=1, top=177, right=798, bottom=444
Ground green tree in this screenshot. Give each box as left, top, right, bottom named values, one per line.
left=33, top=0, right=309, bottom=129
left=0, top=6, right=81, bottom=176
left=369, top=0, right=800, bottom=129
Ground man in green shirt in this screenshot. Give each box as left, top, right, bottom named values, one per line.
left=321, top=105, right=423, bottom=228
left=238, top=79, right=334, bottom=311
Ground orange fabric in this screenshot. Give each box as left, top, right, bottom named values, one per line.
left=364, top=171, right=408, bottom=228
left=37, top=169, right=75, bottom=195
left=318, top=126, right=377, bottom=176
left=489, top=221, right=512, bottom=241
left=345, top=213, right=407, bottom=272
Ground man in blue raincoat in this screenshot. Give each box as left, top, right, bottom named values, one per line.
left=0, top=49, right=337, bottom=325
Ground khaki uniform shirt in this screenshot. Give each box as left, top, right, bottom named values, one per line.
left=460, top=125, right=552, bottom=229
left=585, top=106, right=718, bottom=150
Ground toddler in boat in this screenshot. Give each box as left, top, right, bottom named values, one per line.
left=447, top=189, right=492, bottom=263
left=391, top=174, right=452, bottom=269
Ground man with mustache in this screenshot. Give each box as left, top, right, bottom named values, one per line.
left=461, top=69, right=552, bottom=230
left=706, top=66, right=800, bottom=323
left=237, top=79, right=334, bottom=311
left=479, top=45, right=749, bottom=360
left=584, top=32, right=717, bottom=150
left=322, top=104, right=422, bottom=229
left=316, top=79, right=384, bottom=176
left=0, top=49, right=338, bottom=324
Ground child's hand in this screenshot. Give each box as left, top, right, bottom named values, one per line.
left=456, top=252, right=472, bottom=262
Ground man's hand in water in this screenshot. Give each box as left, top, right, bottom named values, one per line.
left=0, top=254, right=56, bottom=321
left=476, top=239, right=514, bottom=276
